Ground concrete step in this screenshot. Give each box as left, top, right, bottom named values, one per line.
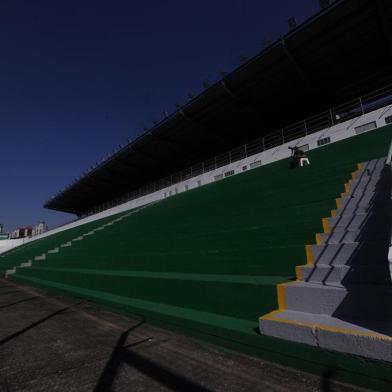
left=349, top=171, right=389, bottom=189
left=334, top=204, right=383, bottom=216
left=348, top=180, right=390, bottom=198
left=281, top=281, right=392, bottom=320
left=94, top=227, right=105, bottom=231
left=34, top=254, right=46, bottom=261
left=60, top=242, right=72, bottom=248
left=306, top=242, right=389, bottom=266
left=47, top=247, right=59, bottom=254
left=340, top=191, right=390, bottom=210
left=84, top=231, right=95, bottom=236
left=72, top=236, right=84, bottom=242
left=334, top=205, right=370, bottom=216
left=319, top=229, right=389, bottom=244
left=348, top=179, right=390, bottom=194
left=259, top=309, right=392, bottom=361
left=349, top=165, right=383, bottom=187
left=5, top=268, right=16, bottom=278
left=327, top=212, right=391, bottom=232
left=20, top=260, right=32, bottom=268
left=298, top=264, right=391, bottom=285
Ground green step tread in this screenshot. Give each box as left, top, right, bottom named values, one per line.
left=10, top=273, right=392, bottom=391
left=11, top=274, right=256, bottom=332
left=17, top=267, right=289, bottom=284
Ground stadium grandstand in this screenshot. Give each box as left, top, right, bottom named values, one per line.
left=2, top=0, right=392, bottom=390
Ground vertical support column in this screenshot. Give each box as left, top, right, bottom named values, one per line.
left=330, top=109, right=334, bottom=126
left=359, top=97, right=365, bottom=115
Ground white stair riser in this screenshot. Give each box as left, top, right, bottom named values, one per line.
left=283, top=283, right=392, bottom=319
left=259, top=318, right=392, bottom=362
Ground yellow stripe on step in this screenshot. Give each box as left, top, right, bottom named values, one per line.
left=322, top=217, right=331, bottom=234
left=259, top=312, right=392, bottom=341
left=305, top=244, right=313, bottom=265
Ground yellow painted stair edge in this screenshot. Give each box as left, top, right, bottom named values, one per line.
left=259, top=162, right=366, bottom=330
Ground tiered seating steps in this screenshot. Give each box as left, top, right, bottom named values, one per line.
left=2, top=124, right=392, bottom=390
left=259, top=159, right=392, bottom=361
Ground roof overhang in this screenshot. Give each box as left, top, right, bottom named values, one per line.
left=45, top=0, right=392, bottom=214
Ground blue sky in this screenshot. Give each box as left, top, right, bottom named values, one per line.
left=0, top=0, right=320, bottom=232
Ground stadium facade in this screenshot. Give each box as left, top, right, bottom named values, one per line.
left=44, top=0, right=392, bottom=217
left=2, top=0, right=392, bottom=390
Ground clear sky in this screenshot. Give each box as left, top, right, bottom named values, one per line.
left=1, top=0, right=320, bottom=232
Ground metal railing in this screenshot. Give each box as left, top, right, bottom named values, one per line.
left=79, top=83, right=392, bottom=217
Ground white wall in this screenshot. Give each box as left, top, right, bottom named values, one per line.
left=1, top=103, right=391, bottom=255
left=0, top=239, right=24, bottom=254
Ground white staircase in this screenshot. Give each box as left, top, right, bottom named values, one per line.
left=259, top=158, right=392, bottom=361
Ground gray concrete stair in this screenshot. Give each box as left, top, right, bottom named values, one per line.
left=282, top=281, right=392, bottom=320
left=259, top=309, right=392, bottom=361
left=260, top=158, right=392, bottom=361
left=319, top=229, right=389, bottom=244
left=299, top=263, right=390, bottom=285
left=327, top=212, right=390, bottom=232
left=306, top=242, right=388, bottom=266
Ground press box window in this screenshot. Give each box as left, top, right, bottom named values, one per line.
left=385, top=115, right=392, bottom=125
left=249, top=160, right=262, bottom=169
left=317, top=137, right=331, bottom=146
left=355, top=121, right=377, bottom=135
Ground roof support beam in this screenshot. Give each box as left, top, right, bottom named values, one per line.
left=148, top=132, right=194, bottom=156
left=375, top=0, right=392, bottom=59
left=93, top=173, right=130, bottom=188
left=179, top=110, right=225, bottom=142
left=118, top=157, right=159, bottom=178
left=220, top=81, right=264, bottom=121
left=128, top=146, right=162, bottom=165
left=107, top=160, right=144, bottom=180
left=281, top=38, right=317, bottom=93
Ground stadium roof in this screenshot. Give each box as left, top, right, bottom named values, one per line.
left=45, top=0, right=392, bottom=215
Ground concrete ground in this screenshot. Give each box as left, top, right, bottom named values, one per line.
left=0, top=279, right=370, bottom=392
